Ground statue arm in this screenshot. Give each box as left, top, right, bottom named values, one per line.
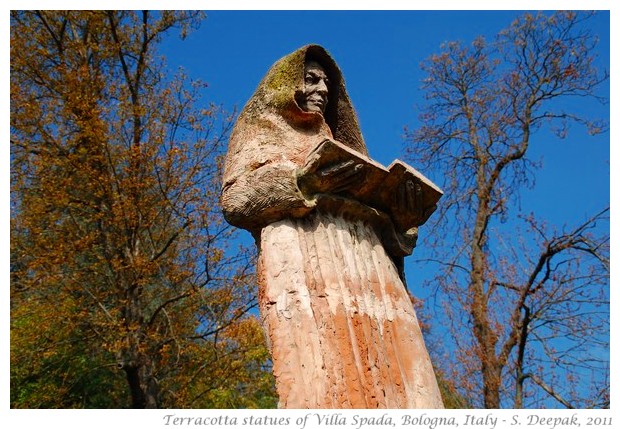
left=221, top=159, right=316, bottom=233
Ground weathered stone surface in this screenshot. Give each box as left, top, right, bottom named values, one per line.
left=221, top=44, right=444, bottom=408
left=258, top=213, right=443, bottom=408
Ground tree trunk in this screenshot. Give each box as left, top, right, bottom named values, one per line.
left=470, top=175, right=502, bottom=408
left=514, top=306, right=530, bottom=408
left=124, top=363, right=158, bottom=408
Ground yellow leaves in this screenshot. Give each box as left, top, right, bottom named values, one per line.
left=209, top=248, right=223, bottom=265
left=11, top=10, right=270, bottom=408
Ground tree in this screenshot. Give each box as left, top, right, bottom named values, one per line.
left=10, top=10, right=275, bottom=408
left=405, top=11, right=609, bottom=409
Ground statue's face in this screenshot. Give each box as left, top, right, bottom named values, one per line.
left=300, top=61, right=329, bottom=114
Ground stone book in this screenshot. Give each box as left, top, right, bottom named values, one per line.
left=304, top=138, right=443, bottom=230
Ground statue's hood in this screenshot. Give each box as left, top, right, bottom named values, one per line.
left=234, top=44, right=367, bottom=155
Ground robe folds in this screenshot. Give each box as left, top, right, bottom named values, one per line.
left=221, top=44, right=443, bottom=408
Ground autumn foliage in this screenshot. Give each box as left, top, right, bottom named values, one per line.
left=10, top=11, right=276, bottom=408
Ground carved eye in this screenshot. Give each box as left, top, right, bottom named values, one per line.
left=305, top=74, right=318, bottom=85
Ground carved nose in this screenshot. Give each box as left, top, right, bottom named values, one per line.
left=316, top=80, right=328, bottom=94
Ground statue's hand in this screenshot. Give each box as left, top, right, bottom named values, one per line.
left=397, top=179, right=437, bottom=225
left=298, top=160, right=365, bottom=196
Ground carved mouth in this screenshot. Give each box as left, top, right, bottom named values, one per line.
left=308, top=98, right=326, bottom=110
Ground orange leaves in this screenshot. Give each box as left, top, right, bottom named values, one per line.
left=11, top=11, right=270, bottom=408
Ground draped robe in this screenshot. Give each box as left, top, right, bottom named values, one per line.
left=221, top=45, right=444, bottom=408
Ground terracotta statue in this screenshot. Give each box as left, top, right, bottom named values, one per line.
left=221, top=44, right=444, bottom=408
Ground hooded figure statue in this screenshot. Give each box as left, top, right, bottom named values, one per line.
left=221, top=44, right=444, bottom=408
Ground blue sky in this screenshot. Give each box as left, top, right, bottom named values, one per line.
left=158, top=9, right=611, bottom=408
left=161, top=9, right=610, bottom=287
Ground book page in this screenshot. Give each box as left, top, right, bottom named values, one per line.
left=303, top=139, right=442, bottom=229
